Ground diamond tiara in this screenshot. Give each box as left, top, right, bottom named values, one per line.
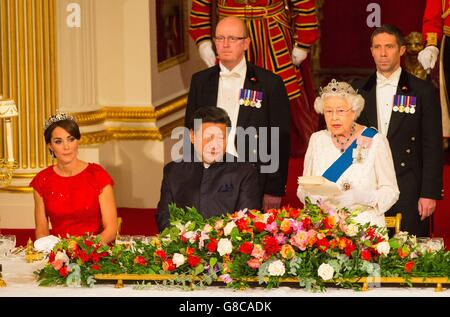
left=44, top=113, right=76, bottom=131
left=320, top=79, right=357, bottom=96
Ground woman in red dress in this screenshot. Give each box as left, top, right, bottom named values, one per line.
left=30, top=114, right=118, bottom=244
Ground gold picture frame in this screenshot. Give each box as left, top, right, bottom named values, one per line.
left=156, top=0, right=189, bottom=72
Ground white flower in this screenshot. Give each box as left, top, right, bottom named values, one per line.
left=268, top=260, right=285, bottom=277
left=172, top=253, right=185, bottom=267
left=202, top=224, right=213, bottom=234
left=318, top=263, right=334, bottom=281
left=223, top=222, right=237, bottom=236
left=55, top=251, right=69, bottom=264
left=217, top=238, right=233, bottom=256
left=183, top=231, right=197, bottom=244
left=345, top=223, right=359, bottom=237
left=376, top=241, right=390, bottom=255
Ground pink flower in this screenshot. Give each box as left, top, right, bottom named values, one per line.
left=247, top=258, right=262, bottom=269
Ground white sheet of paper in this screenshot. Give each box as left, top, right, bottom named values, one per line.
left=297, top=176, right=342, bottom=197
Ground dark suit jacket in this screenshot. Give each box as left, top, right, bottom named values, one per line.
left=185, top=62, right=290, bottom=196
left=157, top=159, right=262, bottom=231
left=353, top=70, right=443, bottom=235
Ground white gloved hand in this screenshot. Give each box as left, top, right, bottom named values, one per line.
left=34, top=235, right=60, bottom=253
left=292, top=47, right=308, bottom=66
left=335, top=189, right=377, bottom=208
left=198, top=40, right=216, bottom=67
left=417, top=46, right=439, bottom=71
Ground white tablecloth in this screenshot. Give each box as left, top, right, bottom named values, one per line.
left=1, top=255, right=449, bottom=297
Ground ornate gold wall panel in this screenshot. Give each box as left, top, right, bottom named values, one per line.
left=74, top=95, right=187, bottom=126
left=0, top=0, right=57, bottom=169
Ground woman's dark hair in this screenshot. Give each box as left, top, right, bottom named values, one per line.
left=370, top=24, right=405, bottom=47
left=44, top=119, right=81, bottom=144
left=189, top=107, right=232, bottom=131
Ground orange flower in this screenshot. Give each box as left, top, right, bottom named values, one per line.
left=280, top=244, right=295, bottom=260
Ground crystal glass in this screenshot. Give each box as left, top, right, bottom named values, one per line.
left=0, top=234, right=16, bottom=257
left=417, top=237, right=444, bottom=253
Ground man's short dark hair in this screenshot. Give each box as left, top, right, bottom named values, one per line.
left=370, top=24, right=405, bottom=47
left=189, top=107, right=232, bottom=131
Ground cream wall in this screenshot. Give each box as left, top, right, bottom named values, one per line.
left=0, top=0, right=206, bottom=228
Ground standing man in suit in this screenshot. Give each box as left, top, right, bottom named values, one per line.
left=185, top=16, right=290, bottom=211
left=158, top=107, right=261, bottom=231
left=353, top=24, right=443, bottom=236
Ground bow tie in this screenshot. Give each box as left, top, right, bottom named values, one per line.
left=377, top=77, right=398, bottom=88
left=220, top=71, right=241, bottom=79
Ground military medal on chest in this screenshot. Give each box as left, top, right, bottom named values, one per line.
left=393, top=94, right=416, bottom=114
left=239, top=88, right=263, bottom=108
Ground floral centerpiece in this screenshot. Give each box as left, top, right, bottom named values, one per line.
left=35, top=200, right=450, bottom=291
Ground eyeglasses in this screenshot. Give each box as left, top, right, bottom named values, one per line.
left=323, top=107, right=353, bottom=116
left=214, top=36, right=246, bottom=43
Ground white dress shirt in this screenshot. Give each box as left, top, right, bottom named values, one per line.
left=376, top=67, right=402, bottom=135
left=217, top=57, right=247, bottom=157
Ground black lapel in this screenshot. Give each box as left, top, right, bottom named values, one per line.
left=387, top=70, right=409, bottom=140
left=237, top=62, right=259, bottom=128
left=208, top=65, right=220, bottom=109
left=361, top=73, right=378, bottom=129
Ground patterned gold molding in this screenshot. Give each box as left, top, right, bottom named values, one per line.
left=0, top=186, right=33, bottom=193
left=74, top=94, right=187, bottom=126
left=79, top=117, right=186, bottom=145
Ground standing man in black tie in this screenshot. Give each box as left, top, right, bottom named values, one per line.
left=353, top=24, right=443, bottom=236
left=185, top=16, right=290, bottom=211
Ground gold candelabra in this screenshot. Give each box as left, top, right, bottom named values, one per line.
left=0, top=96, right=18, bottom=187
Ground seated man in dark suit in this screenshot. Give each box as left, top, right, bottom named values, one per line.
left=157, top=107, right=262, bottom=231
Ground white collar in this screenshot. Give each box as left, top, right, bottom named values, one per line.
left=219, top=57, right=247, bottom=78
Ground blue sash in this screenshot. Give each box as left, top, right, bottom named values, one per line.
left=322, top=127, right=378, bottom=183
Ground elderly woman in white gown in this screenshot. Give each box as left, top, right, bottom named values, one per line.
left=297, top=79, right=399, bottom=228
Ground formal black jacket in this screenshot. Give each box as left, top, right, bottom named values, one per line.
left=185, top=62, right=290, bottom=197
left=353, top=70, right=443, bottom=235
left=157, top=159, right=262, bottom=231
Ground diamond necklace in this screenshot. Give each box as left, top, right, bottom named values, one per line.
left=333, top=123, right=355, bottom=153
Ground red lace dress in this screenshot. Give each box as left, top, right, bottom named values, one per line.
left=30, top=163, right=114, bottom=237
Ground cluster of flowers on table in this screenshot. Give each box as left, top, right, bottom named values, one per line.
left=35, top=200, right=450, bottom=290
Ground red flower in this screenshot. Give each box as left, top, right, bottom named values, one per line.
left=404, top=260, right=415, bottom=273
left=163, top=259, right=176, bottom=272
left=289, top=208, right=300, bottom=219
left=133, top=255, right=147, bottom=266
left=301, top=218, right=312, bottom=230
left=207, top=238, right=218, bottom=252
left=254, top=222, right=266, bottom=232
left=91, top=252, right=101, bottom=263
left=266, top=210, right=278, bottom=223
left=236, top=218, right=249, bottom=232
left=155, top=249, right=167, bottom=260
left=366, top=228, right=376, bottom=239
left=49, top=251, right=56, bottom=263
left=186, top=247, right=195, bottom=256
left=344, top=242, right=356, bottom=257
left=59, top=266, right=68, bottom=277
left=181, top=235, right=187, bottom=244
left=239, top=242, right=254, bottom=255
left=262, top=236, right=280, bottom=255
left=91, top=264, right=101, bottom=271
left=188, top=255, right=201, bottom=267
left=84, top=240, right=93, bottom=247
left=77, top=250, right=90, bottom=263
left=361, top=249, right=371, bottom=261
left=316, top=238, right=329, bottom=253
